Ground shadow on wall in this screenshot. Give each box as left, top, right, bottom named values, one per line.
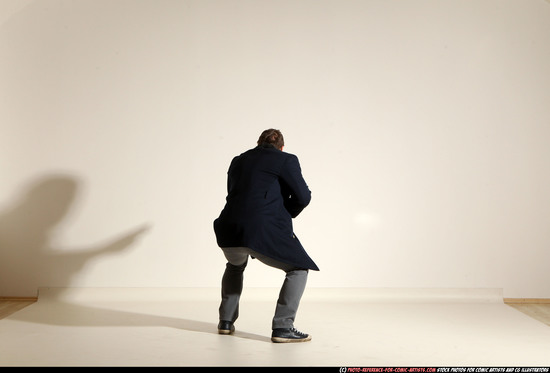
left=0, top=174, right=150, bottom=297
left=0, top=176, right=270, bottom=342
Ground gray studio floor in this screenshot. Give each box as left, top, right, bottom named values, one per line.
left=1, top=287, right=550, bottom=367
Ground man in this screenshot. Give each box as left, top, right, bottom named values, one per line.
left=213, top=129, right=318, bottom=343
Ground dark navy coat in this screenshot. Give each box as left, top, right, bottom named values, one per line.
left=214, top=143, right=318, bottom=271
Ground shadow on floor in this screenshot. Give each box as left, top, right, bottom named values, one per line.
left=7, top=298, right=271, bottom=343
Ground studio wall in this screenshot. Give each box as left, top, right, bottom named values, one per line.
left=1, top=0, right=549, bottom=297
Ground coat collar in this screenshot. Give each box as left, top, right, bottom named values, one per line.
left=257, top=142, right=277, bottom=149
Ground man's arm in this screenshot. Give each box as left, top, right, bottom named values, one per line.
left=279, top=154, right=311, bottom=218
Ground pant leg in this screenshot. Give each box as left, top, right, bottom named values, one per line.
left=248, top=251, right=309, bottom=330
left=219, top=247, right=249, bottom=322
left=219, top=246, right=309, bottom=329
left=272, top=269, right=308, bottom=329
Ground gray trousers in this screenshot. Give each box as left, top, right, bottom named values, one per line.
left=219, top=247, right=308, bottom=330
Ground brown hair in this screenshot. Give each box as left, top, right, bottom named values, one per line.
left=257, top=129, right=284, bottom=150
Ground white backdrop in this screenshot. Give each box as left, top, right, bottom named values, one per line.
left=1, top=0, right=549, bottom=298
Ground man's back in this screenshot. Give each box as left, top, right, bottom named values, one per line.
left=214, top=142, right=317, bottom=271
left=224, top=145, right=288, bottom=218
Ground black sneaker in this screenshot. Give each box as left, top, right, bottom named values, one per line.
left=271, top=328, right=312, bottom=343
left=217, top=320, right=235, bottom=335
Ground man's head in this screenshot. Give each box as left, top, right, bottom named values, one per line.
left=257, top=129, right=284, bottom=150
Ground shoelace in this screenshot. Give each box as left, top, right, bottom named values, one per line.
left=291, top=328, right=308, bottom=337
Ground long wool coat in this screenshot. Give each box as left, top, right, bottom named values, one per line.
left=213, top=143, right=318, bottom=271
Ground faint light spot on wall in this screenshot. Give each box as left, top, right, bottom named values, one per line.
left=353, top=212, right=381, bottom=230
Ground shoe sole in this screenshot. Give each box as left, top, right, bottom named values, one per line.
left=218, top=329, right=234, bottom=335
left=271, top=335, right=312, bottom=343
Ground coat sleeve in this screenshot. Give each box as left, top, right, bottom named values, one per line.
left=279, top=154, right=311, bottom=218
left=226, top=156, right=239, bottom=194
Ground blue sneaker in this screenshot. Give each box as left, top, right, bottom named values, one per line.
left=271, top=328, right=311, bottom=343
left=217, top=320, right=235, bottom=335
